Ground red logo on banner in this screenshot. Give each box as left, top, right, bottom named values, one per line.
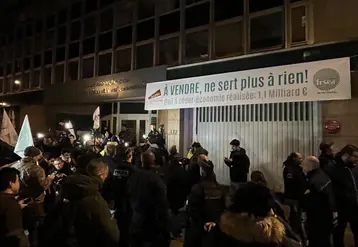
left=324, top=120, right=341, bottom=134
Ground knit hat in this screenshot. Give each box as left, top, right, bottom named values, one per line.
left=24, top=146, right=41, bottom=158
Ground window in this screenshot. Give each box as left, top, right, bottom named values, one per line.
left=15, top=43, right=22, bottom=58
left=57, top=26, right=67, bottom=45
left=82, top=57, right=94, bottom=78
left=83, top=37, right=95, bottom=55
left=99, top=32, right=113, bottom=51
left=0, top=49, right=4, bottom=63
left=137, top=19, right=155, bottom=41
left=117, top=26, right=132, bottom=46
left=291, top=6, right=306, bottom=43
left=159, top=12, right=180, bottom=36
left=138, top=0, right=155, bottom=20
left=186, top=30, right=209, bottom=62
left=98, top=53, right=112, bottom=76
left=32, top=70, right=40, bottom=88
left=115, top=48, right=131, bottom=72
left=0, top=66, right=3, bottom=77
left=186, top=0, right=206, bottom=5
left=35, top=35, right=43, bottom=52
left=100, top=0, right=114, bottom=8
left=55, top=64, right=64, bottom=84
left=185, top=3, right=210, bottom=29
left=136, top=43, right=153, bottom=69
left=23, top=73, right=29, bottom=89
left=215, top=0, right=244, bottom=21
left=85, top=0, right=97, bottom=13
left=44, top=50, right=52, bottom=64
left=71, top=21, right=81, bottom=41
left=16, top=27, right=23, bottom=41
left=71, top=2, right=82, bottom=19
left=100, top=9, right=113, bottom=32
left=157, top=0, right=180, bottom=14
left=24, top=57, right=31, bottom=70
left=116, top=2, right=133, bottom=27
left=35, top=20, right=43, bottom=34
left=34, top=54, right=42, bottom=68
left=14, top=60, right=21, bottom=73
left=58, top=9, right=67, bottom=25
left=13, top=76, right=21, bottom=92
left=56, top=47, right=66, bottom=62
left=24, top=40, right=32, bottom=55
left=0, top=79, right=3, bottom=93
left=26, top=23, right=33, bottom=37
left=45, top=31, right=54, bottom=49
left=68, top=61, right=78, bottom=81
left=250, top=12, right=284, bottom=50
left=84, top=15, right=97, bottom=37
left=4, top=78, right=10, bottom=93
left=69, top=42, right=80, bottom=59
left=6, top=63, right=12, bottom=75
left=44, top=67, right=52, bottom=85
left=46, top=15, right=55, bottom=29
left=215, top=22, right=243, bottom=57
left=249, top=0, right=283, bottom=13
left=159, top=37, right=179, bottom=66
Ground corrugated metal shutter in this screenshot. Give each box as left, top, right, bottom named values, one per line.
left=194, top=102, right=322, bottom=190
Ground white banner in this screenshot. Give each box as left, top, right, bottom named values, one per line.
left=145, top=58, right=351, bottom=110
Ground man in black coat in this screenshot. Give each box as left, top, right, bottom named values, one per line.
left=319, top=142, right=336, bottom=178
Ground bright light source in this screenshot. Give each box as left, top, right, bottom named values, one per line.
left=0, top=102, right=8, bottom=106
left=37, top=133, right=45, bottom=139
left=143, top=134, right=147, bottom=139
left=83, top=134, right=91, bottom=143
left=124, top=142, right=129, bottom=147
left=64, top=122, right=71, bottom=129
left=14, top=80, right=21, bottom=85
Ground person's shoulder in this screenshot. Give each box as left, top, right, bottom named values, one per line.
left=0, top=194, right=20, bottom=211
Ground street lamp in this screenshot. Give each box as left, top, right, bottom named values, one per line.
left=14, top=80, right=21, bottom=85
left=64, top=122, right=71, bottom=129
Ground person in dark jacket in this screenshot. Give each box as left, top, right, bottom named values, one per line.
left=224, top=139, right=250, bottom=195
left=188, top=142, right=207, bottom=189
left=331, top=145, right=358, bottom=247
left=206, top=182, right=302, bottom=247
left=319, top=142, right=336, bottom=178
left=127, top=151, right=170, bottom=247
left=283, top=152, right=307, bottom=200
left=0, top=168, right=29, bottom=247
left=101, top=142, right=118, bottom=206
left=301, top=156, right=337, bottom=247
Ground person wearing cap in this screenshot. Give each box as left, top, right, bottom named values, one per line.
left=224, top=139, right=250, bottom=194
left=318, top=142, right=336, bottom=178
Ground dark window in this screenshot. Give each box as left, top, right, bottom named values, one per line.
left=100, top=9, right=113, bottom=32
left=116, top=26, right=132, bottom=46
left=215, top=0, right=244, bottom=21
left=85, top=0, right=97, bottom=13
left=58, top=9, right=67, bottom=24
left=70, top=21, right=81, bottom=41
left=56, top=47, right=66, bottom=62
left=98, top=53, right=112, bottom=76
left=35, top=19, right=43, bottom=34
left=0, top=66, right=3, bottom=77
left=137, top=19, right=154, bottom=41
left=68, top=61, right=78, bottom=81
left=35, top=35, right=43, bottom=52
left=215, top=22, right=243, bottom=57
left=34, top=54, right=42, bottom=68
left=136, top=43, right=153, bottom=69
left=24, top=39, right=32, bottom=55
left=82, top=57, right=94, bottom=78
left=6, top=47, right=13, bottom=61
left=249, top=0, right=283, bottom=13
left=45, top=31, right=54, bottom=49
left=100, top=0, right=114, bottom=8
left=26, top=23, right=33, bottom=37
left=138, top=0, right=155, bottom=20
left=69, top=42, right=80, bottom=59
left=159, top=37, right=179, bottom=66
left=99, top=32, right=113, bottom=51
left=14, top=60, right=21, bottom=73
left=115, top=48, right=131, bottom=72
left=0, top=79, right=3, bottom=93
left=71, top=2, right=82, bottom=19
left=32, top=70, right=40, bottom=88
left=8, top=32, right=14, bottom=44
left=291, top=6, right=306, bottom=43
left=250, top=12, right=284, bottom=50
left=159, top=12, right=180, bottom=36
left=116, top=2, right=133, bottom=27
left=185, top=2, right=210, bottom=29
left=55, top=64, right=64, bottom=83
left=83, top=37, right=95, bottom=55
left=57, top=26, right=67, bottom=45
left=157, top=0, right=180, bottom=14
left=4, top=77, right=10, bottom=93
left=44, top=50, right=52, bottom=64
left=46, top=15, right=55, bottom=29
left=186, top=0, right=205, bottom=5
left=44, top=67, right=52, bottom=85
left=15, top=43, right=22, bottom=58
left=23, top=73, right=29, bottom=89
left=186, top=30, right=208, bottom=62
left=24, top=57, right=31, bottom=70
left=84, top=15, right=97, bottom=37
left=16, top=27, right=23, bottom=41
left=6, top=63, right=12, bottom=75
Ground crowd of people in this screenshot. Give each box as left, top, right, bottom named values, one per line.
left=0, top=127, right=357, bottom=247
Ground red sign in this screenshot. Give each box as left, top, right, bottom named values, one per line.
left=324, top=120, right=341, bottom=134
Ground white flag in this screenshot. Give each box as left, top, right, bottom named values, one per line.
left=67, top=121, right=76, bottom=139
left=0, top=109, right=18, bottom=146
left=93, top=106, right=100, bottom=130
left=14, top=115, right=34, bottom=158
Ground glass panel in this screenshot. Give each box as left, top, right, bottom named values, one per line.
left=15, top=43, right=22, bottom=58
left=250, top=12, right=284, bottom=50
left=32, top=70, right=40, bottom=88
left=140, top=120, right=146, bottom=143
left=58, top=9, right=67, bottom=25
left=138, top=0, right=155, bottom=20
left=84, top=15, right=97, bottom=37
left=34, top=54, right=41, bottom=68
left=35, top=36, right=43, bottom=52
left=69, top=42, right=80, bottom=59
left=70, top=21, right=81, bottom=41
left=68, top=61, right=78, bottom=81
left=100, top=9, right=113, bottom=32
left=23, top=73, right=29, bottom=89
left=157, top=0, right=180, bottom=14
left=13, top=76, right=21, bottom=92
left=4, top=77, right=10, bottom=93
left=24, top=57, right=31, bottom=70
left=100, top=0, right=115, bottom=8
left=0, top=78, right=3, bottom=93
left=55, top=64, right=64, bottom=84
left=121, top=120, right=137, bottom=144
left=85, top=0, right=97, bottom=13
left=16, top=26, right=24, bottom=41
left=115, top=48, right=131, bottom=72
left=117, top=26, right=132, bottom=46
left=136, top=43, right=153, bottom=69
left=45, top=31, right=54, bottom=49
left=291, top=6, right=306, bottom=43
left=159, top=11, right=180, bottom=36
left=249, top=0, right=284, bottom=13
left=185, top=30, right=209, bottom=63
left=137, top=19, right=155, bottom=42
left=26, top=23, right=33, bottom=37
left=99, top=32, right=113, bottom=51
left=71, top=2, right=82, bottom=19
left=14, top=60, right=21, bottom=73
left=46, top=15, right=55, bottom=29
left=116, top=2, right=133, bottom=27
left=44, top=50, right=52, bottom=65
left=56, top=47, right=66, bottom=62
left=82, top=57, right=94, bottom=78
left=83, top=37, right=95, bottom=55
left=44, top=67, right=52, bottom=85
left=159, top=37, right=179, bottom=66
left=215, top=22, right=243, bottom=58
left=215, top=0, right=244, bottom=21
left=57, top=26, right=67, bottom=45
left=186, top=0, right=206, bottom=5
left=185, top=3, right=210, bottom=29
left=24, top=40, right=32, bottom=55
left=98, top=53, right=112, bottom=76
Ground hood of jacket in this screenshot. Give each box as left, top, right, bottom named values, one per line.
left=61, top=172, right=103, bottom=201
left=220, top=212, right=285, bottom=244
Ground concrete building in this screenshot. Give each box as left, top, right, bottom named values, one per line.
left=0, top=0, right=357, bottom=187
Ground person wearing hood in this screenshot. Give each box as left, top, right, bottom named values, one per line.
left=207, top=182, right=302, bottom=247
left=224, top=139, right=250, bottom=194
left=331, top=145, right=358, bottom=247
left=319, top=142, right=336, bottom=178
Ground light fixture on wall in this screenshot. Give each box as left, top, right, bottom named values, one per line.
left=14, top=80, right=21, bottom=85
